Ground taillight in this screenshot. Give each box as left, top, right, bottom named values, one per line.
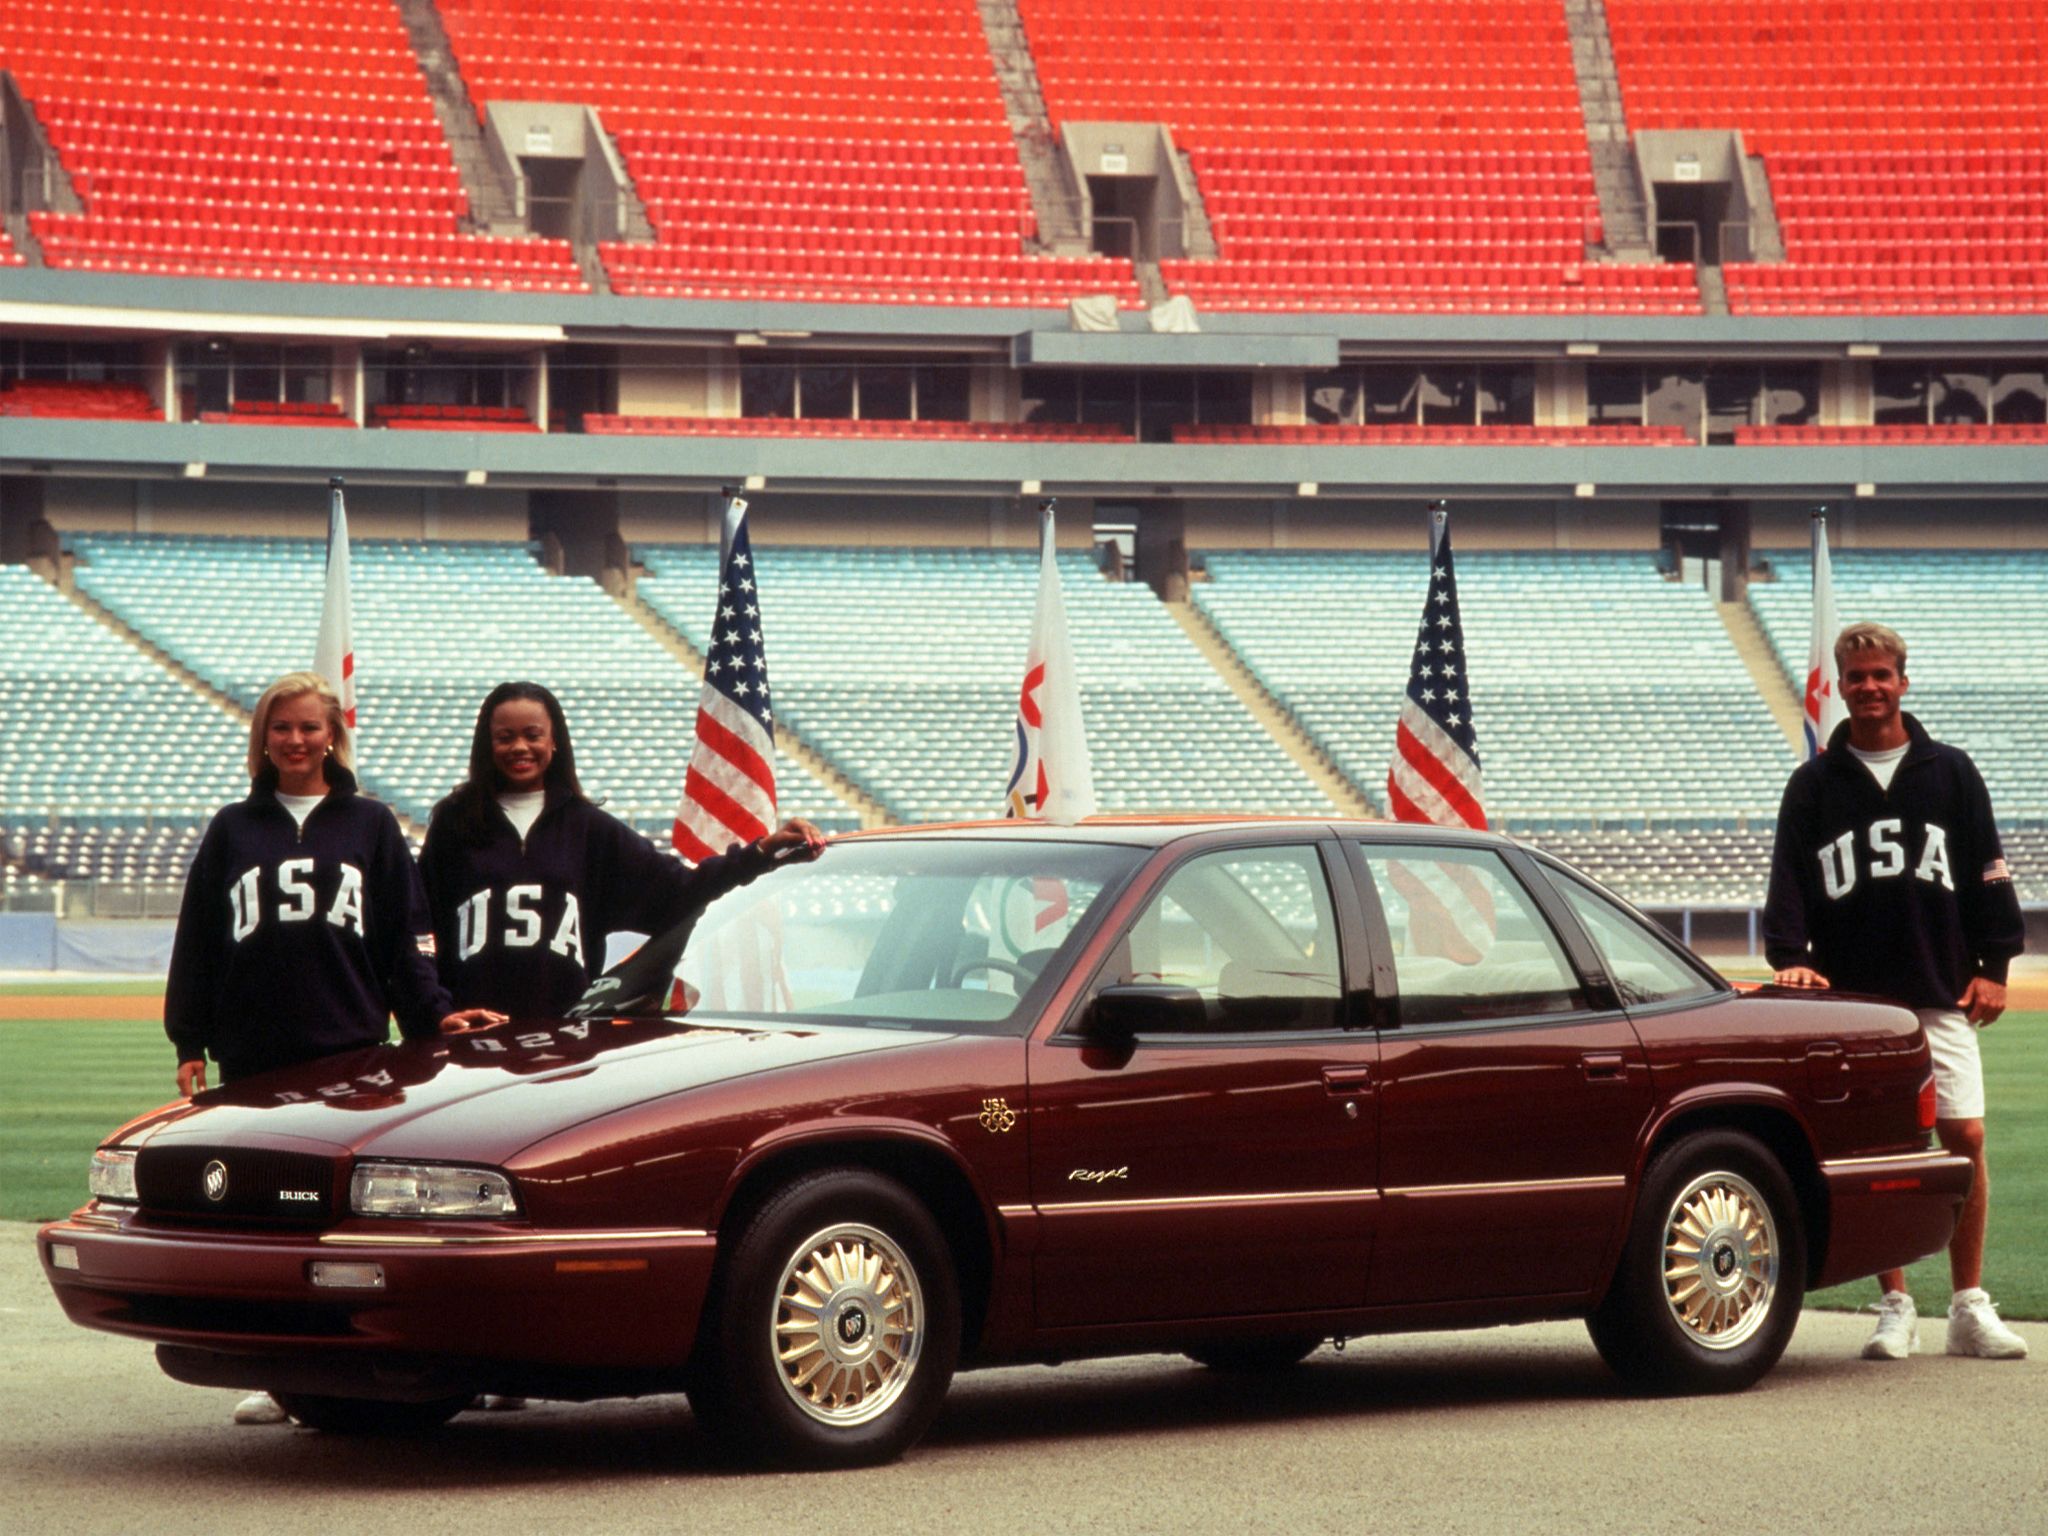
left=1917, top=1073, right=1939, bottom=1131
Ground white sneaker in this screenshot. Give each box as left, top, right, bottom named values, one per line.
left=1947, top=1289, right=2030, bottom=1359
left=1861, top=1290, right=1919, bottom=1359
left=232, top=1392, right=289, bottom=1425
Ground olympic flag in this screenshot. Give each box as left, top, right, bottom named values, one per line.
left=1004, top=500, right=1096, bottom=826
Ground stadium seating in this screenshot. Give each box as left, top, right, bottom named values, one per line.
left=1747, top=548, right=2048, bottom=819
left=370, top=402, right=538, bottom=432
left=0, top=378, right=158, bottom=420
left=0, top=565, right=243, bottom=887
left=64, top=534, right=852, bottom=840
left=1173, top=424, right=1691, bottom=446
left=433, top=0, right=1144, bottom=307
left=1734, top=425, right=2048, bottom=445
left=584, top=415, right=1135, bottom=441
left=1520, top=826, right=1776, bottom=907
left=636, top=543, right=1334, bottom=823
left=199, top=400, right=356, bottom=428
left=1191, top=549, right=1793, bottom=825
left=1606, top=1, right=2048, bottom=314
left=1, top=0, right=585, bottom=290
left=1019, top=0, right=1699, bottom=313
left=0, top=226, right=25, bottom=267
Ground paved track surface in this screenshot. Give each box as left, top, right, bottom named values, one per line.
left=8, top=1223, right=2043, bottom=1536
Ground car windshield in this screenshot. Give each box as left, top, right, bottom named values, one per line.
left=573, top=838, right=1144, bottom=1035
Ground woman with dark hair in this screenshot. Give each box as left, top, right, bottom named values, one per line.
left=420, top=681, right=823, bottom=1018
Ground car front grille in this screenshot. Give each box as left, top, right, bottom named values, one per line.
left=136, top=1145, right=341, bottom=1226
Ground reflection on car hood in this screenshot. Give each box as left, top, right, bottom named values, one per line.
left=135, top=1016, right=948, bottom=1162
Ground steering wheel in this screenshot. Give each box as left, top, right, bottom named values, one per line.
left=947, top=957, right=1038, bottom=988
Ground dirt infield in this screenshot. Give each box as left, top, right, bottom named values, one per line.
left=0, top=994, right=164, bottom=1020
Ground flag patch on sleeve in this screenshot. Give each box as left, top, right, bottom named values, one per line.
left=416, top=933, right=438, bottom=956
left=1983, top=858, right=2012, bottom=884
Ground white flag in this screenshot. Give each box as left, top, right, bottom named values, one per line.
left=314, top=477, right=356, bottom=731
left=1004, top=501, right=1096, bottom=825
left=1801, top=511, right=1845, bottom=760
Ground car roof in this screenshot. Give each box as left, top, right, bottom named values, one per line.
left=831, top=816, right=1519, bottom=851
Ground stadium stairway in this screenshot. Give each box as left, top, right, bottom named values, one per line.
left=1714, top=593, right=1803, bottom=752
left=974, top=0, right=1088, bottom=255
left=1164, top=598, right=1376, bottom=818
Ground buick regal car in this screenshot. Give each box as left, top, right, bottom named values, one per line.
left=41, top=819, right=1968, bottom=1467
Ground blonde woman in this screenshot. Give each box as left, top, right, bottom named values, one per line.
left=166, top=671, right=499, bottom=1095
left=164, top=672, right=500, bottom=1426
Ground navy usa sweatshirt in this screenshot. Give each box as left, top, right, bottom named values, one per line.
left=165, top=766, right=452, bottom=1078
left=1764, top=714, right=2025, bottom=1010
left=419, top=787, right=771, bottom=1016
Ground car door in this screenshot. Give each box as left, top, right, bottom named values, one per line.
left=1027, top=840, right=1379, bottom=1330
left=1345, top=838, right=1652, bottom=1307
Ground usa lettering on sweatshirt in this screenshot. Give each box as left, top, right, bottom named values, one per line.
left=1764, top=714, right=2024, bottom=1011
left=165, top=767, right=451, bottom=1078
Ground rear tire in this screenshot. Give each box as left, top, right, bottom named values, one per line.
left=1185, top=1336, right=1324, bottom=1373
left=271, top=1391, right=469, bottom=1434
left=689, top=1168, right=959, bottom=1469
left=1588, top=1130, right=1806, bottom=1394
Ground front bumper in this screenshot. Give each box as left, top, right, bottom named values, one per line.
left=1812, top=1150, right=1973, bottom=1289
left=39, top=1205, right=719, bottom=1393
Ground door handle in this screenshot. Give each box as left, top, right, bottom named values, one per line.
left=1581, top=1051, right=1627, bottom=1082
left=1322, top=1065, right=1374, bottom=1094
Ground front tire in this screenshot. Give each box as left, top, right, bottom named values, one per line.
left=690, top=1168, right=960, bottom=1468
left=270, top=1392, right=469, bottom=1434
left=1588, top=1130, right=1806, bottom=1394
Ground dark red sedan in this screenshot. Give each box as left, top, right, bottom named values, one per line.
left=41, top=820, right=1968, bottom=1466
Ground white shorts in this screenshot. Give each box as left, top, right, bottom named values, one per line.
left=1917, top=1008, right=1986, bottom=1121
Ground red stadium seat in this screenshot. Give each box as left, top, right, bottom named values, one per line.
left=1607, top=0, right=2048, bottom=315
left=0, top=1, right=586, bottom=292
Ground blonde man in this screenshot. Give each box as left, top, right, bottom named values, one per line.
left=1764, top=623, right=2027, bottom=1360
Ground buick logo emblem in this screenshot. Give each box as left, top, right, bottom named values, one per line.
left=202, top=1160, right=228, bottom=1203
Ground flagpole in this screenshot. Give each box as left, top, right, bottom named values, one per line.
left=315, top=474, right=355, bottom=735
left=1803, top=503, right=1844, bottom=761
left=717, top=483, right=746, bottom=570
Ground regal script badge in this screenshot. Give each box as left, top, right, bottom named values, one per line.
left=978, top=1098, right=1018, bottom=1134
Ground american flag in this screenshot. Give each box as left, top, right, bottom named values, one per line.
left=673, top=495, right=776, bottom=863
left=1385, top=502, right=1494, bottom=961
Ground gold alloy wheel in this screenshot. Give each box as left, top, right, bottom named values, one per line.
left=1660, top=1170, right=1780, bottom=1350
left=771, top=1221, right=924, bottom=1427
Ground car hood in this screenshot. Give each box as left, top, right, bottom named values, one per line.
left=129, top=1016, right=950, bottom=1163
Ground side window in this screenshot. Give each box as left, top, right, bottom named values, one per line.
left=1101, top=846, right=1342, bottom=1032
left=1549, top=870, right=1721, bottom=1008
left=1355, top=845, right=1587, bottom=1026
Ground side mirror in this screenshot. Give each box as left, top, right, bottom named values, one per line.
left=1090, top=984, right=1207, bottom=1042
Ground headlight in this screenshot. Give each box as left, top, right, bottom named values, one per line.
left=89, top=1148, right=139, bottom=1204
left=349, top=1162, right=519, bottom=1218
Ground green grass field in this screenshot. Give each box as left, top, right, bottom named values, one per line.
left=4, top=993, right=2043, bottom=1318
